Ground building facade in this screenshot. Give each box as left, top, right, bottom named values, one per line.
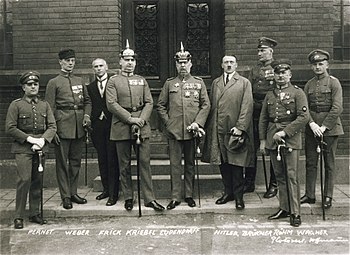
left=0, top=0, right=349, bottom=185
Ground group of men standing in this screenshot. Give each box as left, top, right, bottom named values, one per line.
left=5, top=37, right=343, bottom=229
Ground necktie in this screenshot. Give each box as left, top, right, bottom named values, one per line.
left=98, top=77, right=107, bottom=96
left=225, top=74, right=230, bottom=85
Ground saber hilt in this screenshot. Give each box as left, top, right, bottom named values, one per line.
left=132, top=125, right=141, bottom=145
left=277, top=143, right=292, bottom=161
left=38, top=151, right=43, bottom=172
left=187, top=125, right=205, bottom=138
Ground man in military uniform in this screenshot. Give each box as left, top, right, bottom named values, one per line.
left=157, top=43, right=210, bottom=210
left=245, top=37, right=278, bottom=198
left=45, top=49, right=91, bottom=210
left=300, top=49, right=344, bottom=209
left=6, top=71, right=56, bottom=229
left=106, top=40, right=164, bottom=212
left=87, top=58, right=120, bottom=206
left=259, top=59, right=309, bottom=227
left=202, top=55, right=254, bottom=210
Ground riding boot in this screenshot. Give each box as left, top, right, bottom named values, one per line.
left=263, top=164, right=278, bottom=198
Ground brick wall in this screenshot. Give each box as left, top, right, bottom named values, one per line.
left=225, top=0, right=334, bottom=66
left=12, top=0, right=122, bottom=70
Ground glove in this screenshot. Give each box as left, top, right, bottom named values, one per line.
left=31, top=144, right=42, bottom=152
left=187, top=122, right=199, bottom=132
left=27, top=136, right=45, bottom=148
left=273, top=131, right=286, bottom=144
left=128, top=117, right=145, bottom=127
left=197, top=127, right=206, bottom=138
left=259, top=140, right=266, bottom=155
left=309, top=122, right=322, bottom=137
left=83, top=114, right=91, bottom=128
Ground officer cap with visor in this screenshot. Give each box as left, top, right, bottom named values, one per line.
left=307, top=49, right=330, bottom=64
left=258, top=37, right=278, bottom=49
left=19, top=71, right=40, bottom=85
left=271, top=59, right=292, bottom=73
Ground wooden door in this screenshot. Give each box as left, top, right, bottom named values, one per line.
left=122, top=0, right=224, bottom=89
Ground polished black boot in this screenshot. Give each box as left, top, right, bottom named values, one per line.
left=264, top=168, right=278, bottom=198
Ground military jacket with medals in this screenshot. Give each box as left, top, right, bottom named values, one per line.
left=106, top=72, right=153, bottom=140
left=157, top=74, right=210, bottom=140
left=248, top=59, right=275, bottom=116
left=45, top=70, right=91, bottom=139
left=259, top=82, right=309, bottom=150
left=5, top=96, right=57, bottom=154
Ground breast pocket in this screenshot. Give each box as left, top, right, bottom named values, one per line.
left=18, top=113, right=31, bottom=130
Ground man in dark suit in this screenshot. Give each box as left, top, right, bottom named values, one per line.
left=87, top=58, right=120, bottom=206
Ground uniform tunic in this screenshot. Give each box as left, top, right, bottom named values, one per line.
left=106, top=73, right=155, bottom=204
left=259, top=82, right=309, bottom=215
left=157, top=74, right=210, bottom=200
left=246, top=60, right=276, bottom=184
left=45, top=70, right=91, bottom=199
left=5, top=96, right=56, bottom=218
left=304, top=74, right=344, bottom=199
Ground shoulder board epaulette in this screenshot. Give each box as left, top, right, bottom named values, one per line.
left=13, top=98, right=21, bottom=102
left=110, top=74, right=120, bottom=78
left=193, top=76, right=203, bottom=81
left=330, top=75, right=336, bottom=79
left=294, top=85, right=300, bottom=89
left=166, top=77, right=176, bottom=81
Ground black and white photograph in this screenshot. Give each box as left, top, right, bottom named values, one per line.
left=0, top=0, right=349, bottom=254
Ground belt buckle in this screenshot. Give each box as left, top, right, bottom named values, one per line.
left=74, top=105, right=78, bottom=110
left=132, top=106, right=137, bottom=112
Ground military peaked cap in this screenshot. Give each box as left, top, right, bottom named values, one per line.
left=308, top=49, right=330, bottom=63
left=19, top=71, right=40, bottom=85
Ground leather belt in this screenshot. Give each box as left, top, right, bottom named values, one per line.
left=56, top=105, right=83, bottom=110
left=269, top=117, right=294, bottom=123
left=310, top=105, right=331, bottom=113
left=124, top=106, right=143, bottom=112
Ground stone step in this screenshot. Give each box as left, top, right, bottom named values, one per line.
left=92, top=174, right=224, bottom=199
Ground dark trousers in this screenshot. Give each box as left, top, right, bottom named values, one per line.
left=270, top=149, right=300, bottom=215
left=305, top=134, right=339, bottom=199
left=15, top=153, right=43, bottom=219
left=116, top=138, right=155, bottom=204
left=55, top=137, right=84, bottom=200
left=91, top=119, right=120, bottom=198
left=245, top=116, right=277, bottom=186
left=168, top=139, right=195, bottom=201
left=219, top=162, right=244, bottom=200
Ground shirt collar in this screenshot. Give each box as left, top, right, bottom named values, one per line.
left=23, top=95, right=38, bottom=104
left=178, top=73, right=191, bottom=82
left=60, top=69, right=72, bottom=77
left=121, top=71, right=134, bottom=77
left=315, top=73, right=328, bottom=80
left=97, top=73, right=108, bottom=82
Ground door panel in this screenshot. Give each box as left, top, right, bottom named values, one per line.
left=122, top=0, right=224, bottom=89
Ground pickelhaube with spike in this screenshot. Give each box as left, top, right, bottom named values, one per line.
left=174, top=42, right=192, bottom=62
left=119, top=39, right=137, bottom=58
